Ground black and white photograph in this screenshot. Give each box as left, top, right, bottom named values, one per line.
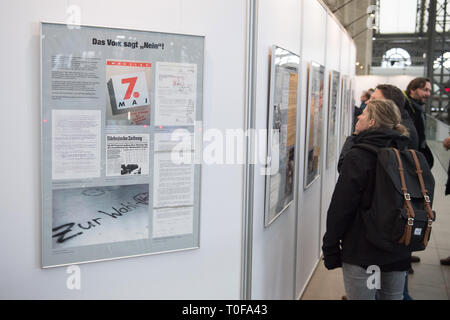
left=121, top=164, right=142, bottom=175
left=52, top=184, right=149, bottom=249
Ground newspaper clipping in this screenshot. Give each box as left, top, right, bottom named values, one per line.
left=106, top=134, right=149, bottom=176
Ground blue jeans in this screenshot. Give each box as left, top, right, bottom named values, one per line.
left=403, top=273, right=413, bottom=300
left=342, top=263, right=406, bottom=300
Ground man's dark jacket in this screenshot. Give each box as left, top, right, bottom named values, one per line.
left=323, top=129, right=411, bottom=271
left=404, top=94, right=434, bottom=168
left=400, top=107, right=419, bottom=151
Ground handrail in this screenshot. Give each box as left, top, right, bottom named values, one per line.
left=426, top=113, right=450, bottom=130
left=425, top=114, right=450, bottom=172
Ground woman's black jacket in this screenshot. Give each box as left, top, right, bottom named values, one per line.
left=322, top=129, right=411, bottom=271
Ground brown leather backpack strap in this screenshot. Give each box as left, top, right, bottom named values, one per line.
left=393, top=148, right=414, bottom=246
left=409, top=149, right=434, bottom=246
left=408, top=150, right=434, bottom=216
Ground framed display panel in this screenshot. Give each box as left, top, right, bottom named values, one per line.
left=344, top=77, right=353, bottom=140
left=326, top=70, right=340, bottom=169
left=304, top=62, right=325, bottom=189
left=339, top=75, right=349, bottom=151
left=264, top=45, right=300, bottom=227
left=349, top=79, right=355, bottom=133
left=41, top=23, right=204, bottom=268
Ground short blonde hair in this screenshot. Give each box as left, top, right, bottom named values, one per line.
left=366, top=99, right=409, bottom=136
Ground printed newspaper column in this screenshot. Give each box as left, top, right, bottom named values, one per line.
left=152, top=207, right=194, bottom=238
left=106, top=134, right=149, bottom=176
left=153, top=132, right=194, bottom=238
left=52, top=110, right=101, bottom=180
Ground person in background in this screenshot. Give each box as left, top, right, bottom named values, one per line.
left=404, top=77, right=434, bottom=168
left=371, top=84, right=418, bottom=150
left=360, top=91, right=371, bottom=111
left=338, top=84, right=418, bottom=172
left=323, top=99, right=411, bottom=300
left=440, top=136, right=450, bottom=266
left=353, top=91, right=371, bottom=132
left=402, top=78, right=435, bottom=277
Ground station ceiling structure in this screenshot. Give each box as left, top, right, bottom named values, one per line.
left=323, top=0, right=450, bottom=121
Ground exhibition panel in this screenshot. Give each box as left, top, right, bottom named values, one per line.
left=304, top=61, right=325, bottom=189
left=326, top=70, right=341, bottom=170
left=250, top=0, right=301, bottom=300
left=319, top=14, right=345, bottom=255
left=264, top=45, right=300, bottom=227
left=295, top=0, right=328, bottom=300
left=339, top=75, right=354, bottom=151
left=0, top=0, right=356, bottom=300
left=41, top=23, right=203, bottom=267
left=2, top=0, right=246, bottom=299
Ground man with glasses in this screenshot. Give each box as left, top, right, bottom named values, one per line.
left=402, top=78, right=435, bottom=292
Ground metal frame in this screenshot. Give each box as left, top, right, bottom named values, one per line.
left=242, top=0, right=258, bottom=300
left=41, top=22, right=204, bottom=268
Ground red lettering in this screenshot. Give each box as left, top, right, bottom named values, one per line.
left=121, top=77, right=138, bottom=100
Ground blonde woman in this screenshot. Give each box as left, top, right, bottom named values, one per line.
left=322, top=99, right=411, bottom=300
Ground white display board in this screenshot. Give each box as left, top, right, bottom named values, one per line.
left=304, top=62, right=325, bottom=189
left=41, top=23, right=203, bottom=267
left=326, top=70, right=341, bottom=169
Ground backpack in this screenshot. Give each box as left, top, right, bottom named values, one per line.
left=352, top=143, right=436, bottom=253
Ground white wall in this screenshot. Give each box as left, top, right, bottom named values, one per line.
left=249, top=0, right=356, bottom=300
left=293, top=3, right=356, bottom=299
left=251, top=0, right=301, bottom=300
left=370, top=66, right=425, bottom=76
left=295, top=0, right=328, bottom=299
left=354, top=75, right=415, bottom=100
left=0, top=0, right=246, bottom=299
left=319, top=15, right=343, bottom=258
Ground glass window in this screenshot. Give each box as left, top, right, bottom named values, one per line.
left=381, top=48, right=412, bottom=67
left=433, top=52, right=450, bottom=70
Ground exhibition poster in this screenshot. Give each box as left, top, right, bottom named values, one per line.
left=326, top=70, right=340, bottom=169
left=339, top=75, right=349, bottom=151
left=339, top=76, right=354, bottom=151
left=41, top=23, right=203, bottom=267
left=264, top=46, right=299, bottom=226
left=304, top=62, right=325, bottom=189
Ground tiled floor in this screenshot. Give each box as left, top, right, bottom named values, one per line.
left=301, top=154, right=450, bottom=300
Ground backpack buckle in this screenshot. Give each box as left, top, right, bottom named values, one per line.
left=428, top=219, right=433, bottom=227
left=404, top=193, right=411, bottom=201
left=424, top=195, right=430, bottom=203
left=408, top=218, right=414, bottom=226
